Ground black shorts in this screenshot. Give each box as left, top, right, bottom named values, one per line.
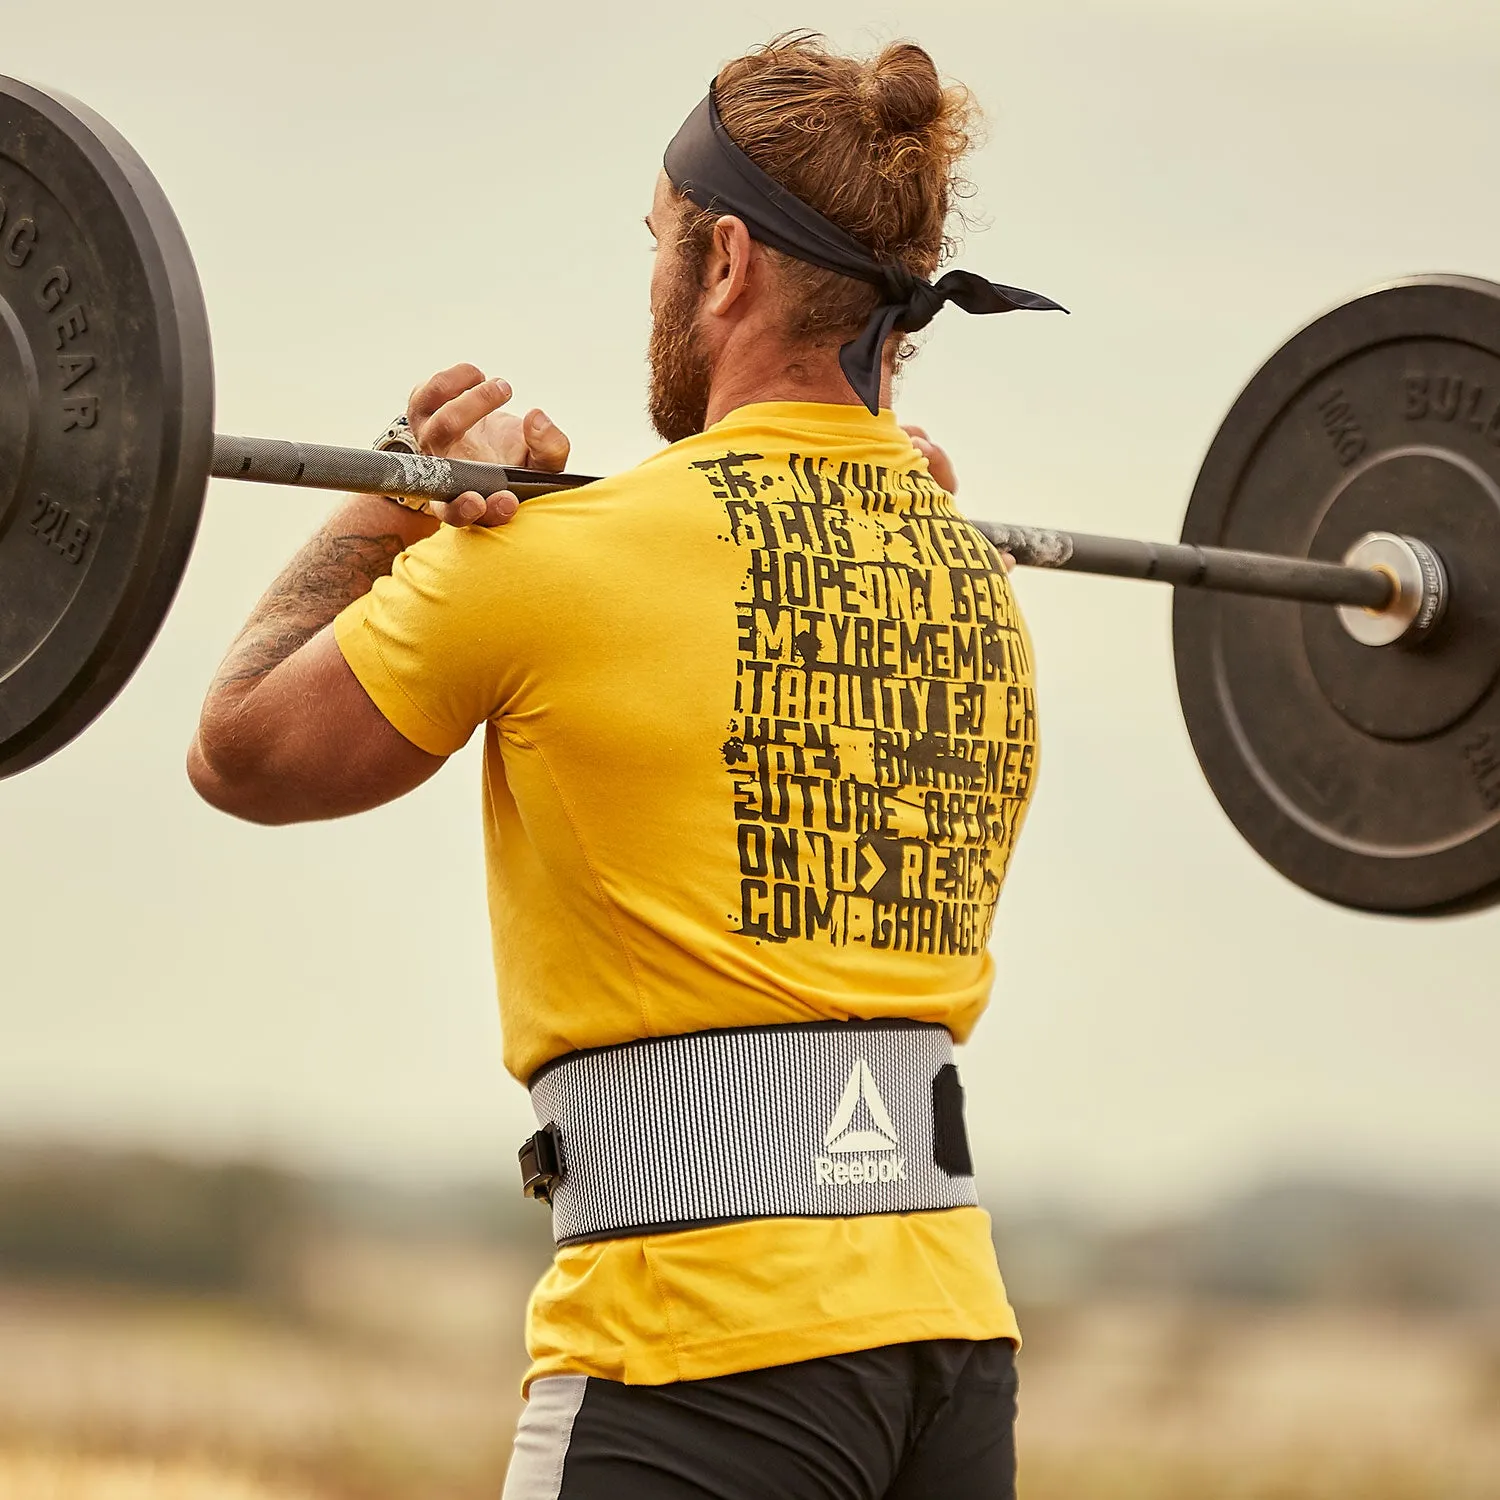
left=501, top=1339, right=1018, bottom=1500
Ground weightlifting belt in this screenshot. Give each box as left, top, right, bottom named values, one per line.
left=520, top=1020, right=978, bottom=1246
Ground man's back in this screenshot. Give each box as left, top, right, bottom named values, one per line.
left=336, top=401, right=1039, bottom=1082
left=335, top=400, right=1039, bottom=1389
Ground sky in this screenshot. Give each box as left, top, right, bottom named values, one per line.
left=1, top=0, right=1497, bottom=1219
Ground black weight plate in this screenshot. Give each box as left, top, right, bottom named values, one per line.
left=0, top=77, right=212, bottom=779
left=1175, top=276, right=1500, bottom=915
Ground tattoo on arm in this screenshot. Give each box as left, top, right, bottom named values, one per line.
left=212, top=526, right=406, bottom=691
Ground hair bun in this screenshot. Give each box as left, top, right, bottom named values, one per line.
left=710, top=31, right=978, bottom=277
left=865, top=42, right=946, bottom=139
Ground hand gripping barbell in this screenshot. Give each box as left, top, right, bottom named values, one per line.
left=3, top=75, right=1498, bottom=914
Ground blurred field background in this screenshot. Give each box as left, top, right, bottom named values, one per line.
left=0, top=1144, right=1496, bottom=1499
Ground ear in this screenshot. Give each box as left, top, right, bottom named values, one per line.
left=701, top=214, right=755, bottom=318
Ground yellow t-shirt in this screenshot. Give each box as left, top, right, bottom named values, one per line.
left=335, top=401, right=1039, bottom=1389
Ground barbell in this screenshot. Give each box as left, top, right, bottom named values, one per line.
left=3, top=75, right=1499, bottom=915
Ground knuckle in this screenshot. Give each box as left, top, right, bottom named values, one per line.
left=412, top=368, right=452, bottom=402
left=413, top=364, right=485, bottom=421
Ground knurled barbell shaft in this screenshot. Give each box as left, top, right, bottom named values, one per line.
left=210, top=433, right=1396, bottom=613
left=210, top=434, right=592, bottom=505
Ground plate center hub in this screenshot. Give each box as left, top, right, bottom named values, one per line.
left=1304, top=447, right=1500, bottom=742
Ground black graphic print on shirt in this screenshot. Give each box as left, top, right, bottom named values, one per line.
left=693, top=449, right=1038, bottom=956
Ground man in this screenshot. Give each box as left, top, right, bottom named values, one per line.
left=189, top=32, right=1057, bottom=1500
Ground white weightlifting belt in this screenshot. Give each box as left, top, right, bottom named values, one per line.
left=523, top=1020, right=978, bottom=1246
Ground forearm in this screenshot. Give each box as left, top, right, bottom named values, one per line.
left=189, top=493, right=435, bottom=787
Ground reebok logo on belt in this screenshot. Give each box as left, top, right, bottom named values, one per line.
left=814, top=1059, right=907, bottom=1186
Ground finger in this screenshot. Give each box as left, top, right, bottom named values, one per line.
left=1000, top=550, right=1017, bottom=574
left=474, top=490, right=520, bottom=528
left=911, top=445, right=958, bottom=495
left=408, top=362, right=488, bottom=430
left=909, top=434, right=943, bottom=469
left=522, top=409, right=571, bottom=472
left=434, top=490, right=521, bottom=529
left=430, top=490, right=489, bottom=528
left=918, top=440, right=959, bottom=495
left=901, top=423, right=931, bottom=442
left=419, top=378, right=514, bottom=453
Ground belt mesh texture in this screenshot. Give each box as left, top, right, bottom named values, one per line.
left=530, top=1021, right=978, bottom=1245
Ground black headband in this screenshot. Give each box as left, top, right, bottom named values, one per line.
left=663, top=83, right=1066, bottom=414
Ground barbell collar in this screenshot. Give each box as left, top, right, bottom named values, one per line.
left=1334, top=532, right=1448, bottom=647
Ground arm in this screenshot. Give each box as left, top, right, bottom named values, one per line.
left=187, top=494, right=445, bottom=824
left=188, top=366, right=571, bottom=825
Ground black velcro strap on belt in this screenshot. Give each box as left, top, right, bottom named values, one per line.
left=932, top=1064, right=975, bottom=1178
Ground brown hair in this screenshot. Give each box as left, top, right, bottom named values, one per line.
left=676, top=32, right=981, bottom=355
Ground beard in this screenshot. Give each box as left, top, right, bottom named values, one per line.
left=647, top=266, right=714, bottom=444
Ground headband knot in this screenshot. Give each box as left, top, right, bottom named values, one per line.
left=887, top=268, right=946, bottom=328
left=664, top=82, right=1066, bottom=415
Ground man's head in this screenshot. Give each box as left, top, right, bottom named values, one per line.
left=646, top=33, right=979, bottom=443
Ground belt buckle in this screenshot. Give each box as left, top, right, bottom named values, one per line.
left=518, top=1123, right=565, bottom=1205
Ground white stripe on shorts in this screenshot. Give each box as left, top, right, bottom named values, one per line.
left=502, top=1375, right=588, bottom=1500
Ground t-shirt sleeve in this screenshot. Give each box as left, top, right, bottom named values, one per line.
left=334, top=524, right=520, bottom=757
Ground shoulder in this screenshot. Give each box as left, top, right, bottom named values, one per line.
left=490, top=445, right=723, bottom=544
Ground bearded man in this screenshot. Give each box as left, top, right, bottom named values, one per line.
left=188, top=32, right=1058, bottom=1500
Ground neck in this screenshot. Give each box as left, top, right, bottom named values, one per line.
left=701, top=336, right=894, bottom=428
